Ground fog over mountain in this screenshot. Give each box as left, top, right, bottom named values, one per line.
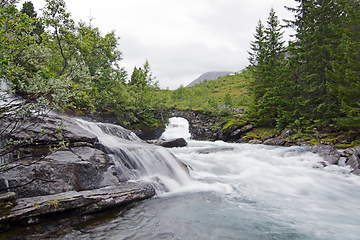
left=185, top=71, right=234, bottom=87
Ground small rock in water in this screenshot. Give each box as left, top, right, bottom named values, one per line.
left=147, top=138, right=188, bottom=148
left=249, top=139, right=262, bottom=144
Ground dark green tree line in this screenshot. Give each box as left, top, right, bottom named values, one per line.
left=248, top=0, right=360, bottom=131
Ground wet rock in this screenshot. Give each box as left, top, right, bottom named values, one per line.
left=344, top=146, right=360, bottom=156
left=310, top=145, right=341, bottom=165
left=0, top=182, right=156, bottom=231
left=147, top=138, right=188, bottom=148
left=0, top=192, right=16, bottom=203
left=237, top=138, right=249, bottom=143
left=249, top=139, right=262, bottom=144
left=263, top=138, right=286, bottom=146
left=346, top=154, right=360, bottom=170
left=196, top=147, right=235, bottom=154
left=133, top=127, right=165, bottom=140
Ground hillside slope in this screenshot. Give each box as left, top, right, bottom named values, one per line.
left=186, top=71, right=234, bottom=87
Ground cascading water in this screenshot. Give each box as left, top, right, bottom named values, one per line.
left=75, top=119, right=192, bottom=192
left=59, top=117, right=360, bottom=240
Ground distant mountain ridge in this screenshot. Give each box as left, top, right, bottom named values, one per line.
left=186, top=71, right=234, bottom=87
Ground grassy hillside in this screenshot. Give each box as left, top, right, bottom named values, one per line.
left=156, top=69, right=360, bottom=147
left=158, top=69, right=252, bottom=112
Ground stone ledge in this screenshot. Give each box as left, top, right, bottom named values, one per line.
left=0, top=182, right=155, bottom=230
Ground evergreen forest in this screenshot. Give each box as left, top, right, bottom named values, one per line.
left=1, top=0, right=360, bottom=146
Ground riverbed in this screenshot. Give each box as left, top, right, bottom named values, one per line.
left=55, top=117, right=360, bottom=240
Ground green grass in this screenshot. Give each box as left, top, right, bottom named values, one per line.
left=157, top=69, right=252, bottom=112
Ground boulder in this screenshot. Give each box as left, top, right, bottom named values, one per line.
left=310, top=145, right=341, bottom=165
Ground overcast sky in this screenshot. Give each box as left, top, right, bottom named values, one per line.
left=18, top=0, right=297, bottom=89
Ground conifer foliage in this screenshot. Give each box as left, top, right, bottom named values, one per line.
left=248, top=1, right=360, bottom=130
left=248, top=8, right=286, bottom=126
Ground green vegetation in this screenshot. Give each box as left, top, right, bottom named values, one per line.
left=1, top=0, right=359, bottom=150
left=247, top=1, right=360, bottom=136
left=157, top=71, right=251, bottom=112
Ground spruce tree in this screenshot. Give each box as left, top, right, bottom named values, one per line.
left=20, top=1, right=44, bottom=42
left=328, top=0, right=360, bottom=129
left=286, top=0, right=360, bottom=129
left=248, top=8, right=286, bottom=126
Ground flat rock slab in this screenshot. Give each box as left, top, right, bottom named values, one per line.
left=0, top=182, right=155, bottom=230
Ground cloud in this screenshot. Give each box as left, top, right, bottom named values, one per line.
left=18, top=0, right=297, bottom=89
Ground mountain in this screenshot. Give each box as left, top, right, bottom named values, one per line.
left=186, top=71, right=234, bottom=87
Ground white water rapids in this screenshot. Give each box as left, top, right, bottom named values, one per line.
left=62, top=117, right=360, bottom=240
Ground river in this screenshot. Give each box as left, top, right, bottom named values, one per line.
left=59, top=117, right=360, bottom=240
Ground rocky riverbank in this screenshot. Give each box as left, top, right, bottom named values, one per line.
left=1, top=113, right=359, bottom=238
left=0, top=115, right=159, bottom=236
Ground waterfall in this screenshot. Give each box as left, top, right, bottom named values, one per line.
left=75, top=119, right=192, bottom=192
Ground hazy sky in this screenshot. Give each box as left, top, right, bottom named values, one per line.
left=18, top=0, right=297, bottom=89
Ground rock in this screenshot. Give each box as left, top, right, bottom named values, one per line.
left=218, top=124, right=253, bottom=142
left=1, top=115, right=98, bottom=161
left=196, top=147, right=235, bottom=154
left=281, top=129, right=295, bottom=139
left=0, top=192, right=16, bottom=203
left=263, top=138, right=286, bottom=146
left=147, top=138, right=188, bottom=148
left=344, top=146, right=360, bottom=156
left=350, top=169, right=360, bottom=175
left=237, top=138, right=249, bottom=143
left=0, top=147, right=122, bottom=198
left=1, top=115, right=97, bottom=144
left=0, top=182, right=155, bottom=231
left=249, top=139, right=262, bottom=144
left=346, top=154, right=360, bottom=170
left=234, top=114, right=244, bottom=118
left=261, top=134, right=277, bottom=142
left=230, top=108, right=245, bottom=114
left=310, top=145, right=341, bottom=165
left=133, top=127, right=165, bottom=140
left=231, top=125, right=254, bottom=137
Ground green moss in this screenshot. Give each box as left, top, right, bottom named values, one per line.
left=222, top=119, right=247, bottom=131
left=334, top=143, right=356, bottom=149
left=245, top=127, right=279, bottom=140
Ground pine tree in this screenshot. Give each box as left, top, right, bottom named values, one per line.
left=248, top=20, right=267, bottom=107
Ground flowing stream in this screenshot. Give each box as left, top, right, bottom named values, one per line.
left=61, top=117, right=360, bottom=240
